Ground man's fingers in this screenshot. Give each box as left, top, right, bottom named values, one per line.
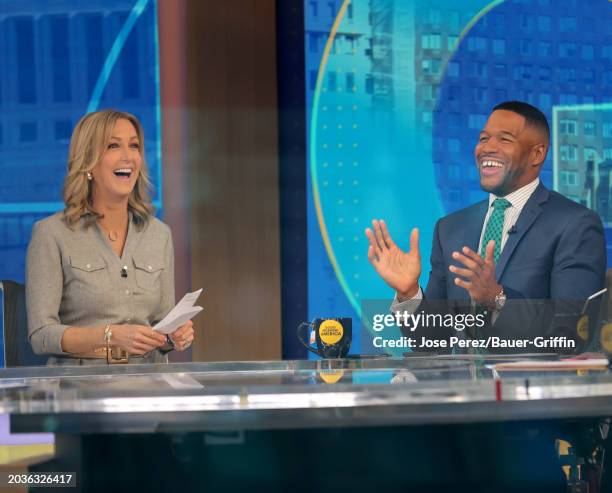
left=461, top=246, right=485, bottom=266
left=373, top=220, right=387, bottom=251
left=379, top=220, right=396, bottom=249
left=365, top=228, right=383, bottom=256
left=409, top=228, right=420, bottom=254
left=452, top=251, right=480, bottom=271
left=449, top=265, right=475, bottom=279
left=367, top=245, right=378, bottom=265
left=484, top=240, right=495, bottom=263
left=454, top=277, right=471, bottom=290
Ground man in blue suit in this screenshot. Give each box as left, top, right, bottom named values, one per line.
left=366, top=101, right=606, bottom=349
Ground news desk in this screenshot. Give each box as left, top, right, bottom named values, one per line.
left=0, top=355, right=611, bottom=492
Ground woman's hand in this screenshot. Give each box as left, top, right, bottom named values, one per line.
left=169, top=321, right=195, bottom=351
left=111, top=324, right=167, bottom=355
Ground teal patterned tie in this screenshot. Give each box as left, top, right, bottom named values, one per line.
left=480, top=198, right=511, bottom=264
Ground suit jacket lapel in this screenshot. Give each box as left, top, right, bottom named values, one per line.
left=495, top=183, right=549, bottom=280
left=464, top=200, right=488, bottom=253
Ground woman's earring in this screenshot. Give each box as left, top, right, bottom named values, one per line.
left=87, top=172, right=93, bottom=181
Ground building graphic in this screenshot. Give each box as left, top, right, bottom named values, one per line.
left=553, top=105, right=612, bottom=225
left=433, top=0, right=612, bottom=260
left=0, top=0, right=161, bottom=283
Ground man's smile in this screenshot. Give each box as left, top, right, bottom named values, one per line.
left=479, top=158, right=505, bottom=176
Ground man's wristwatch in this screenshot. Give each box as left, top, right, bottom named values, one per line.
left=493, top=286, right=507, bottom=311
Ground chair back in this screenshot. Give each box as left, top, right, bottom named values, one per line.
left=0, top=280, right=47, bottom=367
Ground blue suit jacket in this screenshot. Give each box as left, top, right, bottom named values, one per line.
left=423, top=183, right=606, bottom=345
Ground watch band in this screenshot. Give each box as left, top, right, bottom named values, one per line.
left=494, top=287, right=506, bottom=311
left=166, top=334, right=176, bottom=350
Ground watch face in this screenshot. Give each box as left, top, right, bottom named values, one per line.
left=495, top=291, right=506, bottom=310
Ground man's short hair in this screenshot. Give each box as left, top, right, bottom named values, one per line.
left=492, top=101, right=550, bottom=143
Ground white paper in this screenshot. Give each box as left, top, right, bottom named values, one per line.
left=177, top=288, right=203, bottom=308
left=153, top=288, right=203, bottom=335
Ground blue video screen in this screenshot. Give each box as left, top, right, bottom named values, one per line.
left=304, top=0, right=612, bottom=353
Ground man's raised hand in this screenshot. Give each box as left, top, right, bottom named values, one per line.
left=365, top=219, right=421, bottom=300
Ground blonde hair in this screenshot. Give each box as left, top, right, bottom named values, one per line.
left=62, top=109, right=154, bottom=228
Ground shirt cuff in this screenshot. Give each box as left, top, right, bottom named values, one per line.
left=390, top=287, right=423, bottom=314
left=30, top=324, right=70, bottom=356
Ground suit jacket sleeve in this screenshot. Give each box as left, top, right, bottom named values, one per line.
left=494, top=208, right=606, bottom=351
left=550, top=208, right=606, bottom=301
left=424, top=219, right=448, bottom=301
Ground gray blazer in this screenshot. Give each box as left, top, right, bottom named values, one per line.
left=26, top=212, right=175, bottom=365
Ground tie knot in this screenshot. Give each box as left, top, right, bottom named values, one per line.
left=492, top=198, right=511, bottom=211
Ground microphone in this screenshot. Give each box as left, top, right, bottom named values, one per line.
left=508, top=225, right=518, bottom=235
left=121, top=266, right=128, bottom=278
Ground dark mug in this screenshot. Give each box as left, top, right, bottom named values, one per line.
left=297, top=318, right=352, bottom=358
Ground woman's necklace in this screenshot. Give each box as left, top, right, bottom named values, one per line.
left=106, top=229, right=119, bottom=242
left=99, top=220, right=126, bottom=242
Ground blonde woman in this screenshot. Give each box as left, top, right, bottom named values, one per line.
left=26, top=109, right=195, bottom=365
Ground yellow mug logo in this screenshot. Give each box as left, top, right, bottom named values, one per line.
left=577, top=315, right=589, bottom=341
left=601, top=323, right=612, bottom=353
left=318, top=319, right=344, bottom=345
left=319, top=369, right=345, bottom=384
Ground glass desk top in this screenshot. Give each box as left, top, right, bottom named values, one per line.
left=0, top=355, right=610, bottom=434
